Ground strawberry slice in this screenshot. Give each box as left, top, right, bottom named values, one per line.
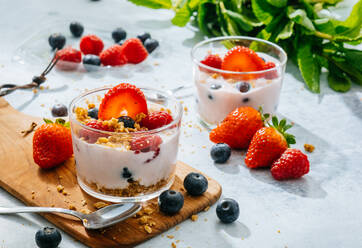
left=98, top=83, right=148, bottom=120
left=221, top=46, right=265, bottom=80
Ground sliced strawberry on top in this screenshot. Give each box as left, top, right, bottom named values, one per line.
left=221, top=46, right=266, bottom=80
left=98, top=83, right=148, bottom=120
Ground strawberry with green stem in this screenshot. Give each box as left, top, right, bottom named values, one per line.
left=245, top=116, right=296, bottom=168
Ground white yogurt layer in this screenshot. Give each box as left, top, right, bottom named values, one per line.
left=73, top=131, right=179, bottom=189
left=194, top=54, right=283, bottom=124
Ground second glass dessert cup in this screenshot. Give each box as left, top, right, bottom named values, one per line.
left=69, top=87, right=183, bottom=203
left=191, top=36, right=287, bottom=127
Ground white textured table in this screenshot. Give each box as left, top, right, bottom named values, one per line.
left=1, top=0, right=362, bottom=247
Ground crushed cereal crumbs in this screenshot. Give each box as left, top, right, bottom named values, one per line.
left=68, top=205, right=76, bottom=210
left=176, top=240, right=180, bottom=243
left=175, top=226, right=180, bottom=231
left=204, top=206, right=210, bottom=212
left=88, top=103, right=95, bottom=109
left=56, top=185, right=64, bottom=193
left=94, top=202, right=109, bottom=209
left=211, top=73, right=219, bottom=79
left=167, top=235, right=174, bottom=239
left=144, top=225, right=152, bottom=234
left=304, top=144, right=315, bottom=153
left=277, top=230, right=281, bottom=233
left=171, top=242, right=176, bottom=248
left=191, top=215, right=198, bottom=222
left=80, top=209, right=91, bottom=214
left=81, top=200, right=87, bottom=206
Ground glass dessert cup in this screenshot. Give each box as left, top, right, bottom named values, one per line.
left=191, top=36, right=287, bottom=128
left=69, top=87, right=182, bottom=203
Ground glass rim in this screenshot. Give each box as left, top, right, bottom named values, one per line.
left=191, top=36, right=288, bottom=75
left=69, top=85, right=183, bottom=135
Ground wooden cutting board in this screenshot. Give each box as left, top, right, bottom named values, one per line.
left=0, top=97, right=222, bottom=248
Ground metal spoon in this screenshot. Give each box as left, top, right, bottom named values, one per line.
left=0, top=203, right=141, bottom=229
left=148, top=84, right=193, bottom=102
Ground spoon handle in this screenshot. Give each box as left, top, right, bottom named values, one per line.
left=0, top=206, right=82, bottom=219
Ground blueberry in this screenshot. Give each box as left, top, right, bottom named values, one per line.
left=69, top=22, right=84, bottom=37
left=210, top=143, right=231, bottom=163
left=48, top=33, right=66, bottom=50
left=51, top=103, right=68, bottom=117
left=137, top=32, right=151, bottom=44
left=83, top=54, right=101, bottom=71
left=87, top=107, right=99, bottom=119
left=158, top=190, right=184, bottom=215
left=122, top=167, right=132, bottom=179
left=210, top=84, right=221, bottom=90
left=183, top=172, right=208, bottom=196
left=112, top=27, right=127, bottom=43
left=118, top=41, right=123, bottom=46
left=118, top=116, right=135, bottom=128
left=242, top=98, right=249, bottom=103
left=235, top=82, right=250, bottom=93
left=216, top=198, right=240, bottom=224
left=35, top=227, right=62, bottom=248
left=144, top=38, right=159, bottom=53
left=208, top=93, right=213, bottom=100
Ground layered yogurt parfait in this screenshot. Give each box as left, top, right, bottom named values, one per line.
left=69, top=83, right=182, bottom=202
left=191, top=36, right=287, bottom=126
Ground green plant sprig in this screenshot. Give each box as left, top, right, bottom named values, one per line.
left=128, top=0, right=362, bottom=93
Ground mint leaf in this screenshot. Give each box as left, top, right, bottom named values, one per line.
left=276, top=21, right=294, bottom=41
left=252, top=0, right=279, bottom=25
left=225, top=10, right=259, bottom=32
left=43, top=118, right=53, bottom=124
left=266, top=0, right=288, bottom=8
left=327, top=62, right=352, bottom=92
left=188, top=0, right=201, bottom=10
left=127, top=0, right=172, bottom=9
left=198, top=1, right=218, bottom=36
left=287, top=7, right=315, bottom=31
left=171, top=3, right=192, bottom=27
left=297, top=41, right=321, bottom=93
left=219, top=1, right=241, bottom=35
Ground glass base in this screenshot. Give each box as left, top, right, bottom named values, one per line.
left=77, top=176, right=174, bottom=203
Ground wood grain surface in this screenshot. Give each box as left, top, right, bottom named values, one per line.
left=0, top=97, right=222, bottom=248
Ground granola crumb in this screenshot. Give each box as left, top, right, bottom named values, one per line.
left=31, top=195, right=35, bottom=199
left=184, top=106, right=188, bottom=112
left=190, top=214, right=198, bottom=222
left=143, top=207, right=154, bottom=215
left=304, top=144, right=315, bottom=153
left=62, top=191, right=68, bottom=196
left=167, top=235, right=174, bottom=239
left=144, top=225, right=152, bottom=234
left=81, top=200, right=87, bottom=206
left=80, top=209, right=91, bottom=214
left=31, top=191, right=35, bottom=194
left=51, top=204, right=55, bottom=207
left=175, top=226, right=180, bottom=231
left=88, top=103, right=95, bottom=109
left=58, top=176, right=63, bottom=179
left=171, top=242, right=176, bottom=248
left=83, top=219, right=88, bottom=224
left=277, top=230, right=281, bottom=233
left=32, top=89, right=38, bottom=94
left=56, top=185, right=64, bottom=193
left=94, top=202, right=109, bottom=209
left=204, top=218, right=208, bottom=222
left=39, top=86, right=45, bottom=90
left=204, top=206, right=210, bottom=212
left=68, top=205, right=76, bottom=210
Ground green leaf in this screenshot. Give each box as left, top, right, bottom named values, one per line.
left=127, top=0, right=172, bottom=9
left=327, top=62, right=352, bottom=92
left=257, top=13, right=286, bottom=42
left=284, top=124, right=293, bottom=130
left=266, top=0, right=288, bottom=8
left=197, top=1, right=218, bottom=36
left=43, top=118, right=53, bottom=124
left=55, top=118, right=66, bottom=125
left=225, top=10, right=260, bottom=32
left=280, top=118, right=286, bottom=128
left=285, top=133, right=296, bottom=145
left=276, top=21, right=294, bottom=41
left=171, top=3, right=192, bottom=27
left=287, top=7, right=315, bottom=31
left=251, top=0, right=279, bottom=25
left=219, top=1, right=241, bottom=35
left=272, top=116, right=278, bottom=127
left=297, top=41, right=321, bottom=93
left=188, top=0, right=201, bottom=10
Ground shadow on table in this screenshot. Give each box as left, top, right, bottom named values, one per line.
left=218, top=220, right=251, bottom=239
left=248, top=115, right=349, bottom=199
left=342, top=92, right=362, bottom=120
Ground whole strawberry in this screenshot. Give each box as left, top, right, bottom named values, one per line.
left=56, top=47, right=82, bottom=71
left=245, top=116, right=295, bottom=168
left=121, top=38, right=148, bottom=64
left=33, top=119, right=73, bottom=169
left=271, top=148, right=310, bottom=180
left=100, top=44, right=127, bottom=66
left=141, top=111, right=173, bottom=130
left=209, top=106, right=266, bottom=149
left=80, top=34, right=104, bottom=55
left=200, top=54, right=222, bottom=72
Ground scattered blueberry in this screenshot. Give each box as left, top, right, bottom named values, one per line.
left=83, top=54, right=101, bottom=71
left=118, top=116, right=135, bottom=128
left=48, top=33, right=66, bottom=50
left=69, top=22, right=84, bottom=37
left=51, top=103, right=68, bottom=117
left=112, top=27, right=127, bottom=43
left=144, top=38, right=159, bottom=53
left=137, top=32, right=151, bottom=44
left=183, top=172, right=208, bottom=196
left=35, top=227, right=62, bottom=248
left=208, top=93, right=213, bottom=100
left=122, top=167, right=132, bottom=179
left=158, top=190, right=184, bottom=215
left=216, top=198, right=240, bottom=224
left=235, top=82, right=250, bottom=93
left=210, top=84, right=221, bottom=90
left=210, top=143, right=231, bottom=163
left=242, top=98, right=249, bottom=103
left=87, top=107, right=99, bottom=119
left=118, top=41, right=123, bottom=46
